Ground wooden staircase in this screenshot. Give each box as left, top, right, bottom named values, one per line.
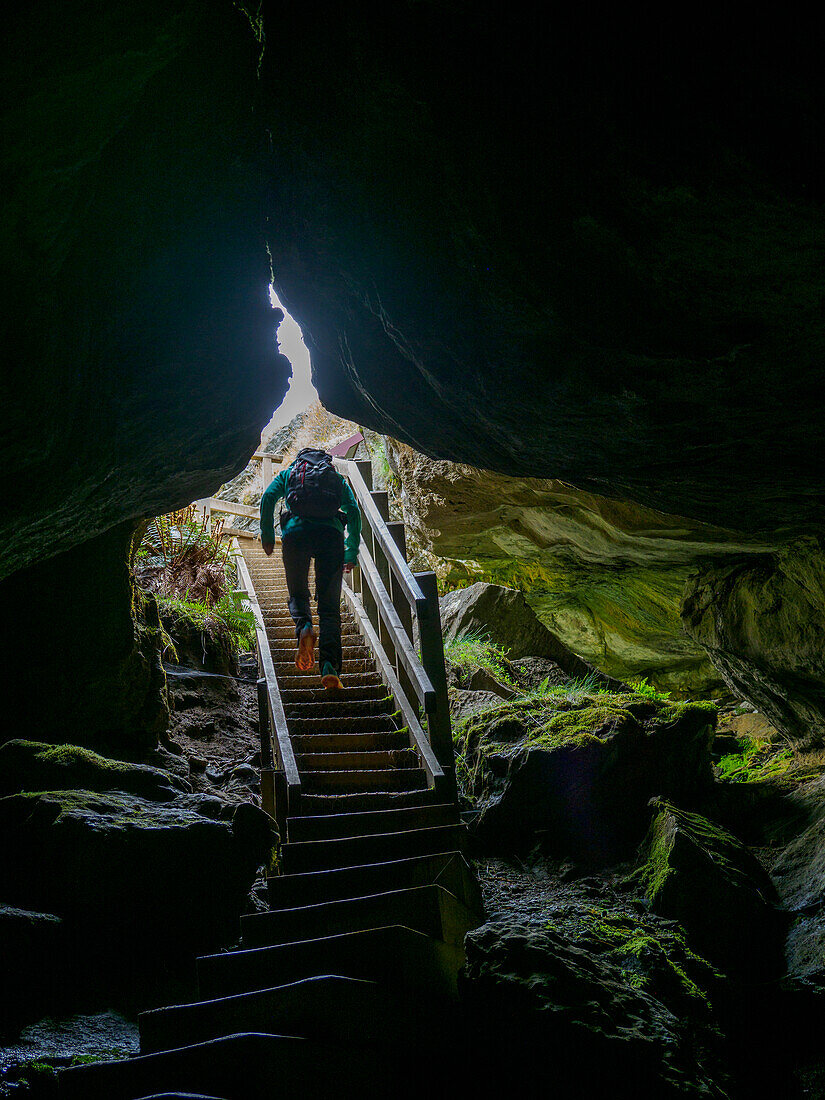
left=61, top=462, right=481, bottom=1100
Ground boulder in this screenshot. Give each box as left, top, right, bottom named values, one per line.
left=682, top=537, right=825, bottom=747
left=637, top=799, right=787, bottom=979
left=440, top=582, right=624, bottom=688
left=0, top=904, right=65, bottom=1031
left=459, top=693, right=716, bottom=861
left=510, top=656, right=570, bottom=692
left=460, top=918, right=724, bottom=1097
left=771, top=775, right=825, bottom=986
left=0, top=789, right=277, bottom=999
left=449, top=689, right=508, bottom=724
left=0, top=739, right=188, bottom=800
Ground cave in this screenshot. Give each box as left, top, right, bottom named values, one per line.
left=2, top=2, right=825, bottom=1096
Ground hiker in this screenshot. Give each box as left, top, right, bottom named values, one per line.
left=260, top=448, right=362, bottom=690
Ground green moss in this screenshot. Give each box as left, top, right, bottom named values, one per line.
left=717, top=735, right=793, bottom=783
left=543, top=904, right=721, bottom=1012
left=637, top=799, right=754, bottom=902
left=444, top=633, right=515, bottom=686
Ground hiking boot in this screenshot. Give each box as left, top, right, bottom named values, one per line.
left=296, top=625, right=317, bottom=671
left=321, top=661, right=343, bottom=692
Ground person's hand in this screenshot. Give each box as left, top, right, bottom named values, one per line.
left=343, top=562, right=354, bottom=574
left=262, top=541, right=274, bottom=556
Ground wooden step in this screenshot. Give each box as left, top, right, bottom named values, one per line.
left=139, top=974, right=454, bottom=1056
left=267, top=850, right=479, bottom=911
left=298, top=789, right=438, bottom=814
left=197, top=924, right=464, bottom=1001
left=289, top=715, right=399, bottom=735
left=281, top=823, right=466, bottom=874
left=276, top=671, right=382, bottom=691
left=300, top=768, right=428, bottom=794
left=272, top=659, right=376, bottom=679
left=285, top=803, right=459, bottom=842
left=291, top=731, right=408, bottom=754
left=284, top=698, right=395, bottom=720
left=296, top=749, right=418, bottom=771
left=60, top=1030, right=403, bottom=1099
left=263, top=621, right=360, bottom=640
left=281, top=685, right=388, bottom=704
left=241, top=884, right=477, bottom=950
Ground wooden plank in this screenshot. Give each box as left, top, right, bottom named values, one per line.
left=333, top=459, right=425, bottom=612
left=232, top=543, right=300, bottom=795
left=415, top=570, right=455, bottom=787
left=341, top=586, right=443, bottom=789
left=206, top=499, right=259, bottom=519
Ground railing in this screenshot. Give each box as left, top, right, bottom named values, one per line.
left=230, top=537, right=299, bottom=834
left=333, top=458, right=455, bottom=796
left=216, top=450, right=456, bottom=824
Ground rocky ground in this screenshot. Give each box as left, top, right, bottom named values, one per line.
left=0, top=651, right=272, bottom=1096
left=444, top=581, right=825, bottom=1097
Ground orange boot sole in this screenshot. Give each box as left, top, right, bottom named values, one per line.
left=295, top=627, right=317, bottom=671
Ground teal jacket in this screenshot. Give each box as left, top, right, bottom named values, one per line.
left=260, top=464, right=362, bottom=565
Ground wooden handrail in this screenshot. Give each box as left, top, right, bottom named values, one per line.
left=197, top=498, right=259, bottom=519
left=231, top=540, right=300, bottom=800
left=333, top=458, right=426, bottom=613
left=341, top=584, right=444, bottom=790
left=356, top=539, right=436, bottom=711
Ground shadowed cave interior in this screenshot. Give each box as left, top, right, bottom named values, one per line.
left=2, top=3, right=825, bottom=1097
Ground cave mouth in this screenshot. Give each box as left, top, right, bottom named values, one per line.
left=261, top=287, right=318, bottom=437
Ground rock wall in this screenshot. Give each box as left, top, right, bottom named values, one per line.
left=682, top=539, right=825, bottom=748
left=386, top=440, right=776, bottom=693
left=3, top=3, right=825, bottom=740
left=1, top=2, right=288, bottom=584
left=261, top=3, right=825, bottom=539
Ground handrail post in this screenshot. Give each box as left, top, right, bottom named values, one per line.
left=387, top=520, right=416, bottom=706
left=355, top=459, right=373, bottom=491
left=262, top=454, right=273, bottom=490
left=256, top=677, right=273, bottom=769
left=415, top=571, right=455, bottom=795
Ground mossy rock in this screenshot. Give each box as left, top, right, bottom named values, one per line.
left=636, top=799, right=787, bottom=978
left=457, top=690, right=717, bottom=862
left=0, top=739, right=185, bottom=800
left=461, top=915, right=726, bottom=1097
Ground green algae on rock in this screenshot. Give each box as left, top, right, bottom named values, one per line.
left=457, top=691, right=716, bottom=862
left=460, top=915, right=726, bottom=1098
left=0, top=739, right=187, bottom=800
left=636, top=799, right=786, bottom=979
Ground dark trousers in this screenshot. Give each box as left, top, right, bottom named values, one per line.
left=281, top=526, right=345, bottom=673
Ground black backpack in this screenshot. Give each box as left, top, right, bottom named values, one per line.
left=285, top=448, right=343, bottom=518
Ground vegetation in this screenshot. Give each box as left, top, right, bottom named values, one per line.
left=544, top=905, right=721, bottom=1012
left=156, top=592, right=256, bottom=654
left=134, top=506, right=255, bottom=655
left=444, top=632, right=516, bottom=687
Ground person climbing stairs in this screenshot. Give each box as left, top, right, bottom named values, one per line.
left=60, top=507, right=482, bottom=1099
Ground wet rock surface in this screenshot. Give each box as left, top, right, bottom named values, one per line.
left=637, top=800, right=787, bottom=979
left=458, top=691, right=716, bottom=862
left=441, top=581, right=624, bottom=690
left=464, top=864, right=726, bottom=1097
left=683, top=539, right=825, bottom=747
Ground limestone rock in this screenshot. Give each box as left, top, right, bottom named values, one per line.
left=682, top=537, right=825, bottom=747
left=771, top=776, right=825, bottom=986
left=449, top=688, right=508, bottom=724
left=440, top=582, right=624, bottom=689
left=460, top=918, right=724, bottom=1097
left=0, top=789, right=277, bottom=997
left=510, top=656, right=570, bottom=692
left=638, top=800, right=787, bottom=978
left=0, top=905, right=65, bottom=1030
left=458, top=693, right=716, bottom=861
left=0, top=739, right=188, bottom=800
